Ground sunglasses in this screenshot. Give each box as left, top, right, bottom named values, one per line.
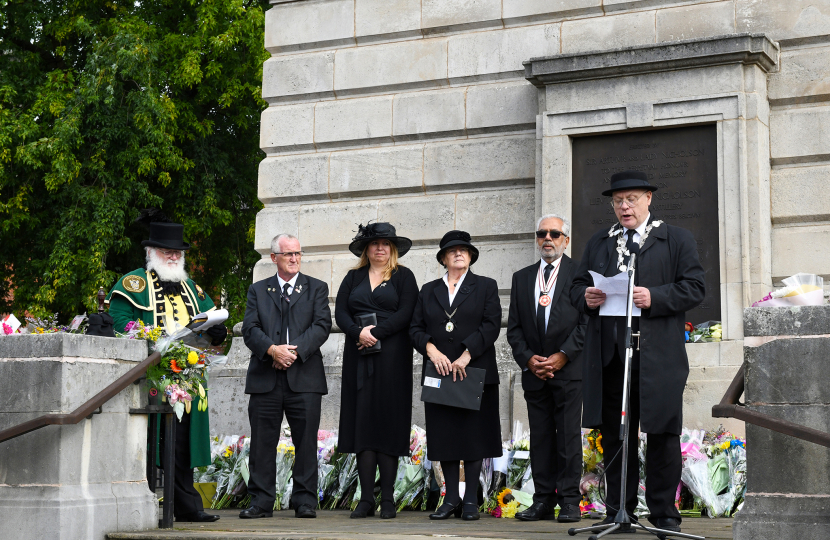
left=535, top=229, right=566, bottom=239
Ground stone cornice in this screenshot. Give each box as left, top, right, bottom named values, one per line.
left=524, top=33, right=779, bottom=88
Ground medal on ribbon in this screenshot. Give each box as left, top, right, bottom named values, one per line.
left=443, top=308, right=457, bottom=332
left=538, top=261, right=560, bottom=306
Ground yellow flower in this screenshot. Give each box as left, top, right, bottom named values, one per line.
left=187, top=351, right=199, bottom=365
left=501, top=500, right=519, bottom=518
left=497, top=488, right=514, bottom=507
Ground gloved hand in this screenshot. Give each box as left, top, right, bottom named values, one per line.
left=205, top=324, right=228, bottom=346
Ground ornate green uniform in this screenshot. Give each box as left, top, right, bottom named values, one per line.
left=107, top=268, right=215, bottom=468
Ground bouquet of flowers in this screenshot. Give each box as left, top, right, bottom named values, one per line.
left=323, top=451, right=356, bottom=509
left=506, top=421, right=531, bottom=489
left=211, top=436, right=250, bottom=509
left=688, top=321, right=722, bottom=343
left=316, top=430, right=339, bottom=505
left=753, top=273, right=825, bottom=307
left=274, top=434, right=296, bottom=510
left=392, top=425, right=428, bottom=511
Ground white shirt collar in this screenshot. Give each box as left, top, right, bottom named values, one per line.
left=277, top=272, right=299, bottom=292
left=539, top=256, right=563, bottom=273
left=443, top=270, right=468, bottom=304
left=630, top=213, right=651, bottom=237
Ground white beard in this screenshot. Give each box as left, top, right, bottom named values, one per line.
left=146, top=249, right=189, bottom=282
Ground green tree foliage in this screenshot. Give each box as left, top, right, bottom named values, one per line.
left=0, top=0, right=269, bottom=326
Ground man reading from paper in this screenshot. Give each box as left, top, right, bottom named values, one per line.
left=571, top=171, right=705, bottom=534
left=107, top=214, right=227, bottom=523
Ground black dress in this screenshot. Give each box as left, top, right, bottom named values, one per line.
left=336, top=266, right=419, bottom=456
left=409, top=271, right=503, bottom=461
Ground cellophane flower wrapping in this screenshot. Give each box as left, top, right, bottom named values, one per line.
left=211, top=436, right=250, bottom=509
left=679, top=427, right=746, bottom=518
left=274, top=431, right=296, bottom=511
left=324, top=452, right=357, bottom=509
left=392, top=425, right=427, bottom=511
left=506, top=421, right=531, bottom=489
left=316, top=430, right=338, bottom=506
left=753, top=273, right=824, bottom=307
left=479, top=458, right=495, bottom=512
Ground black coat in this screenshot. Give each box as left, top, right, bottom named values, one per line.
left=242, top=272, right=332, bottom=395
left=410, top=270, right=503, bottom=460
left=335, top=265, right=419, bottom=456
left=571, top=216, right=705, bottom=434
left=507, top=255, right=586, bottom=391
left=410, top=271, right=502, bottom=384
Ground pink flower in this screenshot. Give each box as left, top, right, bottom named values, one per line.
left=2, top=323, right=12, bottom=335
left=149, top=388, right=158, bottom=397
left=125, top=321, right=137, bottom=332
left=492, top=507, right=502, bottom=518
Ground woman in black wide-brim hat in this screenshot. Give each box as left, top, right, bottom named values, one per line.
left=335, top=222, right=419, bottom=519
left=409, top=231, right=503, bottom=521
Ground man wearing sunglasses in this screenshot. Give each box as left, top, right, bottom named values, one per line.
left=507, top=215, right=586, bottom=523
left=240, top=233, right=332, bottom=519
left=571, top=171, right=705, bottom=534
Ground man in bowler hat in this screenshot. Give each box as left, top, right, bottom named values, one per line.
left=239, top=233, right=332, bottom=519
left=571, top=171, right=705, bottom=533
left=107, top=217, right=226, bottom=522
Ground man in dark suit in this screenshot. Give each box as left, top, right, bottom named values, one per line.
left=239, top=233, right=332, bottom=519
left=507, top=215, right=585, bottom=523
left=571, top=171, right=705, bottom=533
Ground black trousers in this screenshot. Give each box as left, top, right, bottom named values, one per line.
left=164, top=410, right=204, bottom=518
left=601, top=355, right=681, bottom=522
left=523, top=378, right=583, bottom=508
left=247, top=370, right=322, bottom=510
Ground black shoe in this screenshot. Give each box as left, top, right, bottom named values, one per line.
left=557, top=503, right=581, bottom=523
left=648, top=517, right=681, bottom=532
left=516, top=501, right=554, bottom=521
left=295, top=504, right=317, bottom=518
left=239, top=505, right=273, bottom=519
left=176, top=510, right=220, bottom=522
left=380, top=500, right=397, bottom=519
left=461, top=502, right=479, bottom=521
left=350, top=501, right=375, bottom=518
left=593, top=515, right=635, bottom=534
left=429, top=500, right=462, bottom=520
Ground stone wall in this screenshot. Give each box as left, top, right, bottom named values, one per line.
left=0, top=334, right=157, bottom=540
left=252, top=0, right=830, bottom=436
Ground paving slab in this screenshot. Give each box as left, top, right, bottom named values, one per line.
left=109, top=510, right=734, bottom=540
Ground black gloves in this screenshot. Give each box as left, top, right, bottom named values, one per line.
left=205, top=323, right=228, bottom=346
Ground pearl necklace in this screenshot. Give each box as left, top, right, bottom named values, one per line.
left=608, top=220, right=663, bottom=272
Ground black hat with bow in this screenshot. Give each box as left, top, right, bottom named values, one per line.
left=349, top=222, right=412, bottom=257
left=135, top=209, right=190, bottom=251
left=436, top=230, right=479, bottom=266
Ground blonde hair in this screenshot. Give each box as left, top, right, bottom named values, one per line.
left=355, top=240, right=400, bottom=282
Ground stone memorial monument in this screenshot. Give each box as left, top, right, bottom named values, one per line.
left=0, top=334, right=157, bottom=540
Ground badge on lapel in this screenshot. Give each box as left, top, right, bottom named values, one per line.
left=195, top=284, right=206, bottom=300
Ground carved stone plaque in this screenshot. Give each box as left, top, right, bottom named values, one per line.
left=571, top=124, right=721, bottom=324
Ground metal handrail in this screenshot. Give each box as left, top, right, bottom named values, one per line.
left=0, top=351, right=162, bottom=443
left=712, top=363, right=830, bottom=448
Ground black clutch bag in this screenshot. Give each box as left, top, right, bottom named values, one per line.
left=355, top=313, right=381, bottom=355
left=420, top=362, right=486, bottom=410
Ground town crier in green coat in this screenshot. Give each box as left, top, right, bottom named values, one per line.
left=107, top=220, right=227, bottom=523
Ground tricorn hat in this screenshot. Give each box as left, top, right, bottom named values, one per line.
left=436, top=230, right=479, bottom=266
left=348, top=222, right=412, bottom=257
left=602, top=170, right=659, bottom=196
left=141, top=222, right=191, bottom=251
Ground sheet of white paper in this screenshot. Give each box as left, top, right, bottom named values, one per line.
left=588, top=271, right=641, bottom=317
left=187, top=308, right=228, bottom=332
left=493, top=454, right=509, bottom=474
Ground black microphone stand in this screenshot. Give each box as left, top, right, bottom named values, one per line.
left=568, top=254, right=705, bottom=540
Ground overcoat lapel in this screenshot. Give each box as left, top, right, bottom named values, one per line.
left=527, top=264, right=537, bottom=307
left=450, top=272, right=477, bottom=310
left=547, top=256, right=570, bottom=314
left=603, top=233, right=618, bottom=277
left=265, top=275, right=284, bottom=313
left=288, top=273, right=309, bottom=305
left=432, top=281, right=452, bottom=314
left=639, top=215, right=666, bottom=255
